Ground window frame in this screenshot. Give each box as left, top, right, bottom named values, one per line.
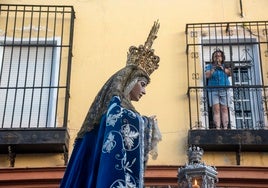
left=0, top=37, right=61, bottom=128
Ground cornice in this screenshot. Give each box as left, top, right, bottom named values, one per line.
left=0, top=166, right=268, bottom=187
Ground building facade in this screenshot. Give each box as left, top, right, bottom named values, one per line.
left=1, top=1, right=268, bottom=187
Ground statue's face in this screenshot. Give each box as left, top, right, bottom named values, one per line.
left=129, top=80, right=148, bottom=101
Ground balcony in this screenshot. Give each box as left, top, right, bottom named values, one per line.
left=187, top=86, right=268, bottom=164
left=185, top=21, right=268, bottom=161
left=0, top=4, right=75, bottom=167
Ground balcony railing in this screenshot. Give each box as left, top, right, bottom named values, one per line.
left=0, top=4, right=75, bottom=167
left=185, top=21, right=268, bottom=159
left=188, top=85, right=268, bottom=130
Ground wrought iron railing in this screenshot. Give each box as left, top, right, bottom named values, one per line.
left=0, top=4, right=75, bottom=166
left=188, top=85, right=268, bottom=130
left=185, top=21, right=268, bottom=130
left=0, top=4, right=75, bottom=129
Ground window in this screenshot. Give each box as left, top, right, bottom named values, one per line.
left=0, top=4, right=75, bottom=166
left=186, top=21, right=268, bottom=130
left=0, top=4, right=75, bottom=129
left=0, top=39, right=60, bottom=128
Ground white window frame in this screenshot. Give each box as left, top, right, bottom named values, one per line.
left=0, top=37, right=61, bottom=128
left=198, top=38, right=267, bottom=129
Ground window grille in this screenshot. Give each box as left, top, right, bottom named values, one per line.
left=0, top=4, right=75, bottom=128
left=186, top=21, right=268, bottom=130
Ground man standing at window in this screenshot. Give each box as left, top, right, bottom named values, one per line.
left=205, top=49, right=231, bottom=129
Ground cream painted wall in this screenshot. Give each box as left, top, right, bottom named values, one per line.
left=1, top=0, right=268, bottom=167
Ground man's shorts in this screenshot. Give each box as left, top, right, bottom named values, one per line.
left=208, top=89, right=230, bottom=107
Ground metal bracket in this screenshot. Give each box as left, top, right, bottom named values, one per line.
left=236, top=144, right=241, bottom=165
left=8, top=145, right=16, bottom=167
left=63, top=145, right=69, bottom=165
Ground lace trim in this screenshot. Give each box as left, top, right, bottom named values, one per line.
left=149, top=117, right=162, bottom=160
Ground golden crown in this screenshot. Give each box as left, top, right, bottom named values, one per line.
left=126, top=20, right=160, bottom=76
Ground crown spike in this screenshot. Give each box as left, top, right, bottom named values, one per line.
left=126, top=20, right=160, bottom=76
left=188, top=145, right=204, bottom=164
left=144, top=20, right=160, bottom=49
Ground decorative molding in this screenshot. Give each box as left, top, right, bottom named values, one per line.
left=0, top=166, right=268, bottom=187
